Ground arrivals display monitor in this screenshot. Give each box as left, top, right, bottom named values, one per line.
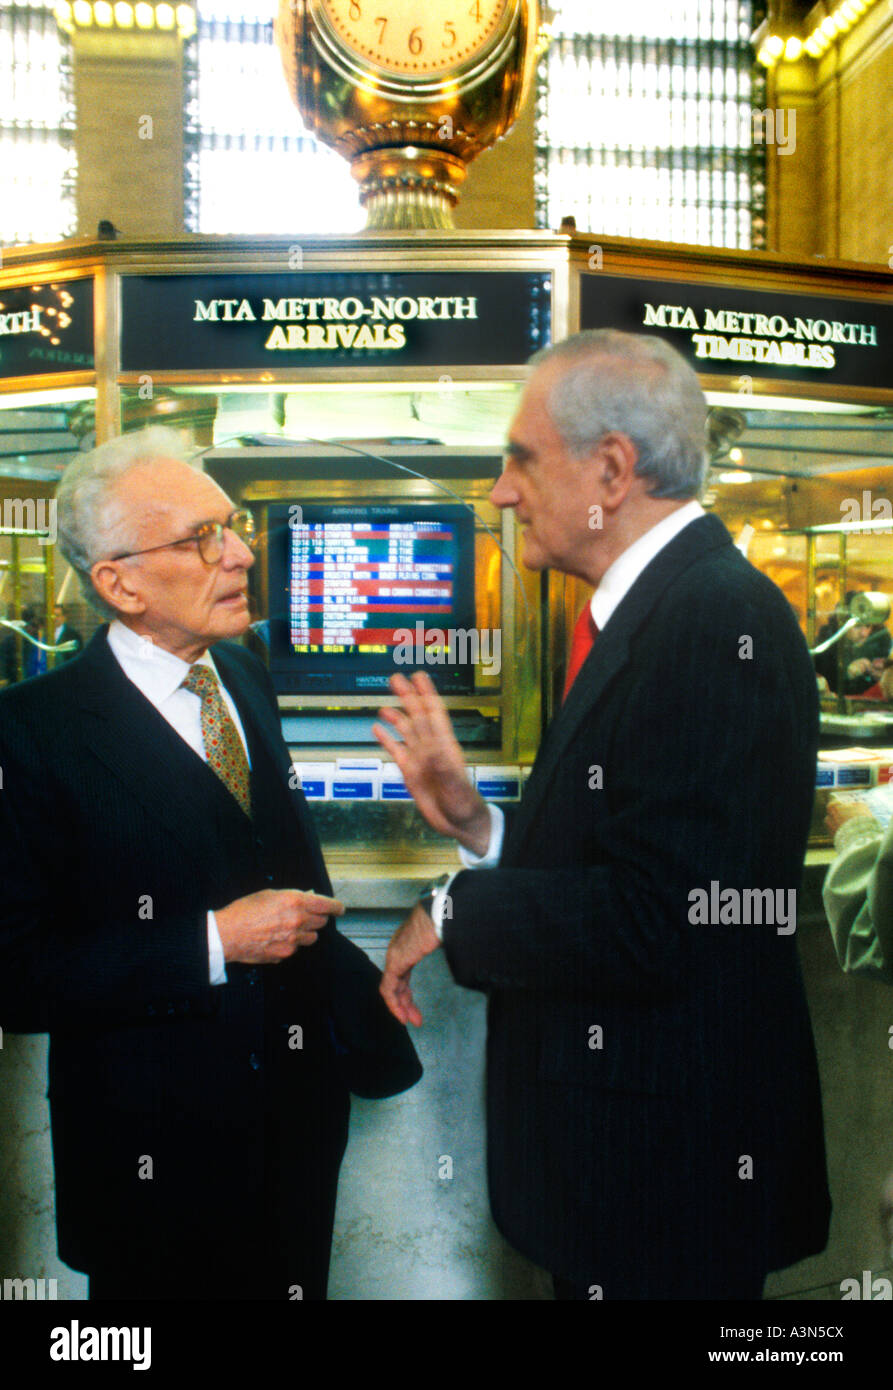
left=266, top=502, right=477, bottom=695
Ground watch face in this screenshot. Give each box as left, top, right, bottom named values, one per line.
left=319, top=0, right=511, bottom=80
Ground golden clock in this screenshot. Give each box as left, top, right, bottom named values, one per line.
left=276, top=0, right=544, bottom=228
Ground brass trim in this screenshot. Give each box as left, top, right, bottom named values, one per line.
left=241, top=478, right=500, bottom=506
left=696, top=376, right=893, bottom=408
left=0, top=372, right=96, bottom=397
left=279, top=693, right=501, bottom=710
left=116, top=367, right=529, bottom=386
left=94, top=265, right=121, bottom=443
left=0, top=260, right=102, bottom=289
left=0, top=232, right=889, bottom=289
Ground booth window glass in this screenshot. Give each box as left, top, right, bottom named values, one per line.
left=0, top=1, right=75, bottom=245
left=536, top=0, right=767, bottom=248
left=185, top=0, right=363, bottom=233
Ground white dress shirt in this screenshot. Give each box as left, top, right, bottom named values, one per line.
left=106, top=619, right=252, bottom=984
left=430, top=499, right=705, bottom=939
left=589, top=498, right=705, bottom=632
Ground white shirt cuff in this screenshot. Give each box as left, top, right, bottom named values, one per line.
left=458, top=803, right=505, bottom=869
left=431, top=804, right=505, bottom=943
left=207, top=910, right=228, bottom=985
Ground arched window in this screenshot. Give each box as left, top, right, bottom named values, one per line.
left=536, top=1, right=767, bottom=248
left=185, top=0, right=363, bottom=233
left=0, top=1, right=76, bottom=246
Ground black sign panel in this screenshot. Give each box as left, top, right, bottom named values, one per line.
left=120, top=272, right=552, bottom=372
left=581, top=273, right=893, bottom=391
left=0, top=279, right=94, bottom=378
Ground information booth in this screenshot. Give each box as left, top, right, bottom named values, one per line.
left=1, top=231, right=892, bottom=1298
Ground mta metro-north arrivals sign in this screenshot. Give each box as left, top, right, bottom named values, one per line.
left=120, top=272, right=552, bottom=371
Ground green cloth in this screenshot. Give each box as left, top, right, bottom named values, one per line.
left=823, top=814, right=893, bottom=984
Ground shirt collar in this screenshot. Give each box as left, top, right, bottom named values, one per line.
left=590, top=499, right=705, bottom=631
left=106, top=619, right=218, bottom=704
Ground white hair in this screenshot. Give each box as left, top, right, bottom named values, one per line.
left=56, top=426, right=200, bottom=619
left=529, top=330, right=709, bottom=499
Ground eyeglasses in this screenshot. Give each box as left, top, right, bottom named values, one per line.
left=111, top=509, right=256, bottom=566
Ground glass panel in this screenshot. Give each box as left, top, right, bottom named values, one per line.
left=703, top=396, right=893, bottom=642
left=0, top=388, right=96, bottom=681
left=0, top=1, right=76, bottom=244
left=116, top=380, right=523, bottom=452
left=536, top=2, right=764, bottom=249
left=187, top=2, right=363, bottom=233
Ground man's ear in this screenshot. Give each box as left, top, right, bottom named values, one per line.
left=90, top=560, right=147, bottom=617
left=596, top=432, right=639, bottom=509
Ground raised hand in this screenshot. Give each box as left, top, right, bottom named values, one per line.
left=372, top=671, right=491, bottom=856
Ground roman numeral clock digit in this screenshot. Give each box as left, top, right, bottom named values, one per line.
left=276, top=0, right=544, bottom=226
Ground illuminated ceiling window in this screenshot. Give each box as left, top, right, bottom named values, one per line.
left=185, top=0, right=363, bottom=233
left=0, top=1, right=76, bottom=246
left=536, top=1, right=767, bottom=249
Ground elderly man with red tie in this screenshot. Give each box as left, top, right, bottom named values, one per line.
left=374, top=329, right=830, bottom=1301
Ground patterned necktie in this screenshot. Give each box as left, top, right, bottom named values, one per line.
left=562, top=605, right=599, bottom=703
left=182, top=664, right=252, bottom=819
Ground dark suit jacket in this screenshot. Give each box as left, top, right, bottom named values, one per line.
left=0, top=629, right=419, bottom=1275
left=443, top=514, right=831, bottom=1295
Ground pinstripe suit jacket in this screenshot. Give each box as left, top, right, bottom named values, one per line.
left=443, top=514, right=831, bottom=1295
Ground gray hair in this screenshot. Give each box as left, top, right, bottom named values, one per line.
left=56, top=426, right=199, bottom=619
left=529, top=330, right=708, bottom=499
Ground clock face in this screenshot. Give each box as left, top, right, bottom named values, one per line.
left=318, top=0, right=511, bottom=80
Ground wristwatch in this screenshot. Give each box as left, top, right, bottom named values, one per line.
left=418, top=872, right=453, bottom=926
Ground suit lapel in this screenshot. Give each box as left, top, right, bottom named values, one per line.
left=71, top=631, right=249, bottom=891
left=504, top=515, right=732, bottom=860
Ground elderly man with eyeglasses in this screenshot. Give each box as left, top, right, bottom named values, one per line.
left=0, top=426, right=420, bottom=1302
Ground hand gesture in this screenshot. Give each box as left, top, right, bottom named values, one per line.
left=379, top=901, right=441, bottom=1027
left=216, top=888, right=344, bottom=965
left=372, top=672, right=491, bottom=856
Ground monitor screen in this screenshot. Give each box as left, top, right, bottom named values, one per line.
left=265, top=502, right=477, bottom=695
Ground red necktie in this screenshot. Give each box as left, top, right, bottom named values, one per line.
left=562, top=605, right=599, bottom=703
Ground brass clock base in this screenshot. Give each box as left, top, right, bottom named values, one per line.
left=275, top=0, right=543, bottom=231
left=352, top=148, right=467, bottom=231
